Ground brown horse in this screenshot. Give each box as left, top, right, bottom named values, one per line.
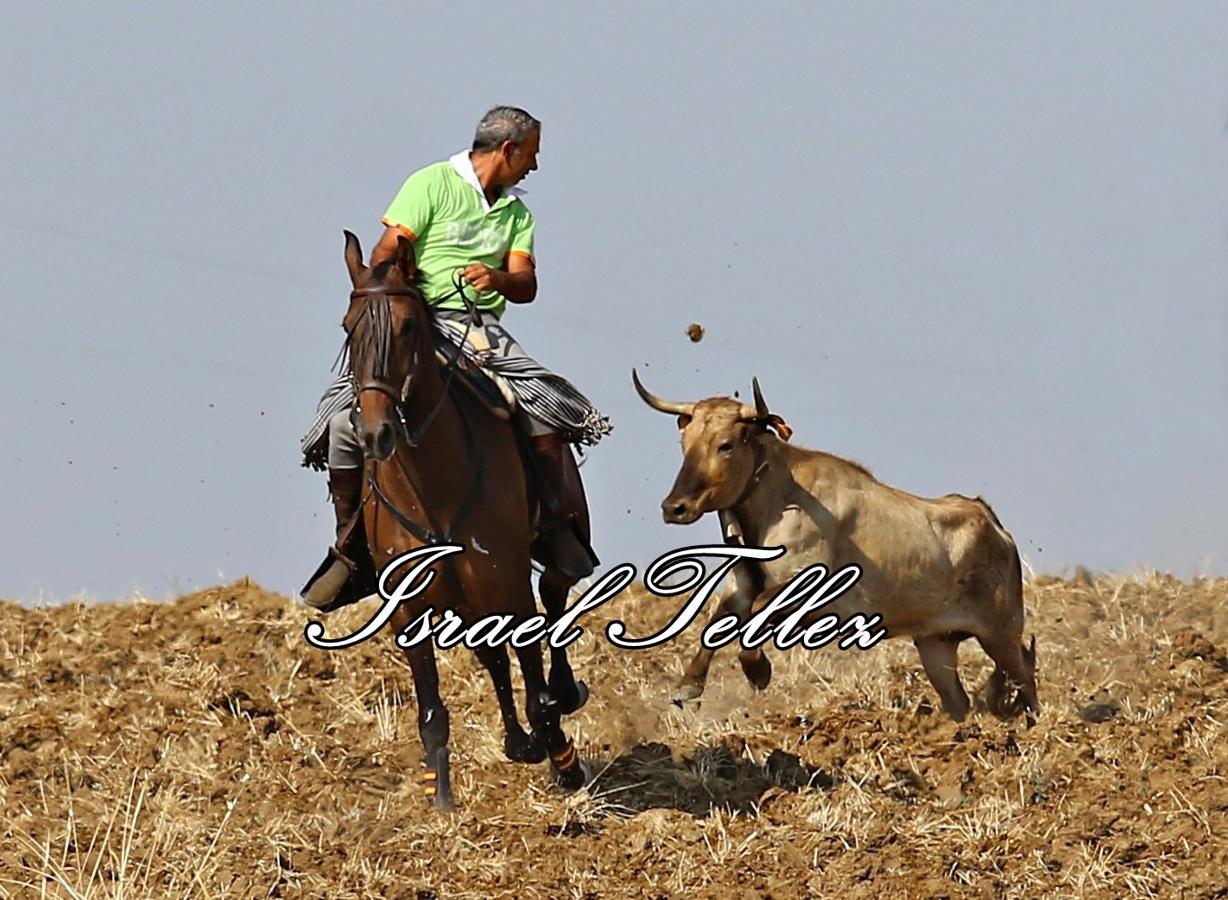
left=337, top=230, right=591, bottom=808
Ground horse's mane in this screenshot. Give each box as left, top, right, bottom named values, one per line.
left=338, top=268, right=429, bottom=381
left=370, top=260, right=429, bottom=294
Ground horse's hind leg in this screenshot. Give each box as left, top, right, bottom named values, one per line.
left=538, top=569, right=588, bottom=714
left=513, top=641, right=588, bottom=790
left=533, top=444, right=596, bottom=715
left=402, top=642, right=454, bottom=810
left=474, top=644, right=546, bottom=763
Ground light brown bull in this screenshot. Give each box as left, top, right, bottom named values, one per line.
left=633, top=370, right=1038, bottom=722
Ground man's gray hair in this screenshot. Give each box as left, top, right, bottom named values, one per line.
left=472, top=106, right=541, bottom=153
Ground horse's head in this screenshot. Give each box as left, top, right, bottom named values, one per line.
left=341, top=229, right=432, bottom=461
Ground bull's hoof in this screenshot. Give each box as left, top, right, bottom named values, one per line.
left=671, top=681, right=705, bottom=705
left=740, top=652, right=773, bottom=691
left=943, top=701, right=971, bottom=723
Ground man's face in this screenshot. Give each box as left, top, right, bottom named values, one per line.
left=502, top=129, right=540, bottom=185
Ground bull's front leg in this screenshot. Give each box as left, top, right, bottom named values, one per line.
left=671, top=583, right=747, bottom=702
left=737, top=541, right=839, bottom=693
left=738, top=583, right=783, bottom=692
left=671, top=550, right=761, bottom=702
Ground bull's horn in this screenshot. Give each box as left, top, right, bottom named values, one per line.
left=632, top=368, right=694, bottom=416
left=752, top=377, right=770, bottom=419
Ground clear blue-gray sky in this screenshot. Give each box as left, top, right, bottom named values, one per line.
left=1, top=3, right=1225, bottom=602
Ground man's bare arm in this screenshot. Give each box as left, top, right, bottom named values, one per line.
left=461, top=253, right=537, bottom=303
left=369, top=224, right=409, bottom=268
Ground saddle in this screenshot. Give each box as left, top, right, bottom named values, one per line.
left=433, top=329, right=517, bottom=422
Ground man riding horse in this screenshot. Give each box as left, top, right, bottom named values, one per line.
left=301, top=106, right=610, bottom=610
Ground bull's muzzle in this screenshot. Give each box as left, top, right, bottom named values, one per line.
left=662, top=495, right=701, bottom=525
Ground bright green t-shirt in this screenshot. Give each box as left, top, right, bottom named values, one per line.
left=381, top=156, right=535, bottom=319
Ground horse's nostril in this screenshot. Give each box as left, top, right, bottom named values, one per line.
left=376, top=423, right=395, bottom=457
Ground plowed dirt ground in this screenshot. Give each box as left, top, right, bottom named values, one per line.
left=2, top=571, right=1226, bottom=898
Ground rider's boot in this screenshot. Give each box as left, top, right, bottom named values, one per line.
left=528, top=434, right=599, bottom=580
left=301, top=467, right=374, bottom=612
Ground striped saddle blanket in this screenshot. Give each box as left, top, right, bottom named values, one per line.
left=300, top=316, right=612, bottom=471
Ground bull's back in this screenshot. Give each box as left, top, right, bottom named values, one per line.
left=817, top=484, right=1015, bottom=636
left=744, top=444, right=1021, bottom=636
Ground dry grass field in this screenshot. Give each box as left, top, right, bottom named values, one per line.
left=2, top=570, right=1226, bottom=898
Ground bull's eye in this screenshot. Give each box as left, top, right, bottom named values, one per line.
left=718, top=441, right=734, bottom=455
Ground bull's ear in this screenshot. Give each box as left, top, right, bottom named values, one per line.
left=676, top=413, right=692, bottom=430
left=766, top=414, right=793, bottom=442
left=343, top=230, right=364, bottom=287
left=394, top=235, right=417, bottom=281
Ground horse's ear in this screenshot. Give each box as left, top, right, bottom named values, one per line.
left=394, top=235, right=417, bottom=281
left=343, top=230, right=364, bottom=287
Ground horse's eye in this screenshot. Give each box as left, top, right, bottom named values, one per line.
left=718, top=442, right=734, bottom=454
left=400, top=319, right=416, bottom=336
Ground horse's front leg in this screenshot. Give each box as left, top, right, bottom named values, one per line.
left=537, top=569, right=588, bottom=715
left=400, top=640, right=454, bottom=810
left=513, top=640, right=589, bottom=790
left=474, top=644, right=546, bottom=763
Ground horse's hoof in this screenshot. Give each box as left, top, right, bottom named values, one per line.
left=506, top=731, right=547, bottom=764
left=552, top=758, right=590, bottom=791
left=557, top=679, right=589, bottom=716
left=671, top=681, right=704, bottom=704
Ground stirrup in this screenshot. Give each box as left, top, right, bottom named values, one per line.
left=301, top=546, right=362, bottom=613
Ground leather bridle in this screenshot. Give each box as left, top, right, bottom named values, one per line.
left=344, top=277, right=485, bottom=546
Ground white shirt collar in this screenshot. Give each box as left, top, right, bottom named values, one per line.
left=448, top=149, right=526, bottom=211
